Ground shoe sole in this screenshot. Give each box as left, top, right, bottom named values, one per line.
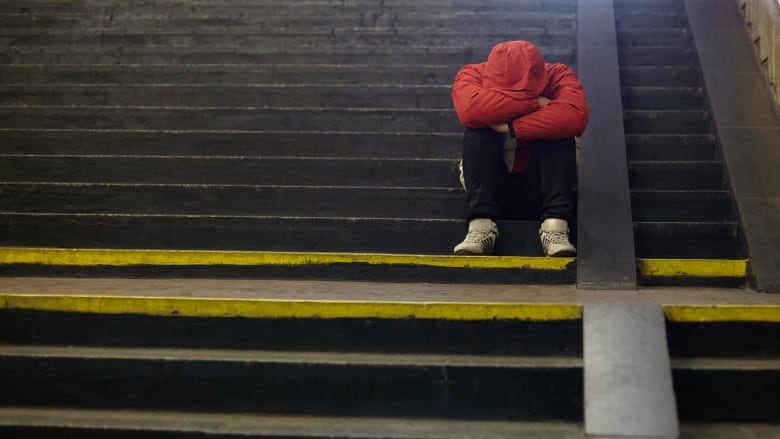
left=453, top=249, right=493, bottom=255
left=546, top=249, right=577, bottom=257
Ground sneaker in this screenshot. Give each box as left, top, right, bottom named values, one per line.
left=454, top=218, right=498, bottom=255
left=539, top=218, right=576, bottom=257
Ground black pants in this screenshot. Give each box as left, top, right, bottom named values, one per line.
left=462, top=127, right=576, bottom=221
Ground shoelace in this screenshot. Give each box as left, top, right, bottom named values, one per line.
left=464, top=229, right=495, bottom=244
left=541, top=231, right=571, bottom=246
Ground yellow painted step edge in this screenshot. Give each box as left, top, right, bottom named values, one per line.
left=665, top=305, right=780, bottom=323
left=0, top=294, right=583, bottom=321
left=0, top=247, right=574, bottom=271
left=638, top=258, right=749, bottom=279
left=2, top=294, right=778, bottom=322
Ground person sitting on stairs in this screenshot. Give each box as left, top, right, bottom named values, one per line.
left=452, top=40, right=589, bottom=256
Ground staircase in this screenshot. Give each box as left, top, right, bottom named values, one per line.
left=0, top=299, right=585, bottom=437
left=0, top=288, right=778, bottom=437
left=667, top=313, right=780, bottom=426
left=0, top=0, right=578, bottom=283
left=1, top=0, right=779, bottom=436
left=614, top=0, right=747, bottom=285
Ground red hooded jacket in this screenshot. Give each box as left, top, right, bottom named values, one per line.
left=452, top=40, right=589, bottom=173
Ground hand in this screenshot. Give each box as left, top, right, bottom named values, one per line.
left=490, top=123, right=509, bottom=133
left=538, top=96, right=551, bottom=107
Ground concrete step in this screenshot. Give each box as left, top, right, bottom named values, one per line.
left=0, top=345, right=583, bottom=420
left=0, top=64, right=461, bottom=86
left=625, top=134, right=717, bottom=161
left=0, top=215, right=560, bottom=257
left=667, top=319, right=780, bottom=423
left=0, top=408, right=584, bottom=438
left=0, top=30, right=576, bottom=50
left=628, top=160, right=724, bottom=190
left=621, top=86, right=706, bottom=110
left=0, top=130, right=462, bottom=159
left=0, top=156, right=460, bottom=187
left=0, top=306, right=583, bottom=356
left=616, top=28, right=691, bottom=46
left=614, top=12, right=688, bottom=29
left=620, top=65, right=702, bottom=87
left=623, top=110, right=711, bottom=135
left=631, top=190, right=737, bottom=222
left=1, top=44, right=576, bottom=66
left=0, top=106, right=462, bottom=133
left=613, top=0, right=685, bottom=13
left=0, top=84, right=453, bottom=109
left=618, top=46, right=698, bottom=67
left=0, top=0, right=578, bottom=15
left=633, top=221, right=743, bottom=259
left=0, top=184, right=465, bottom=219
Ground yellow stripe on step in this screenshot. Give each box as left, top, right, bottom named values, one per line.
left=0, top=294, right=583, bottom=321
left=665, top=304, right=780, bottom=322
left=0, top=247, right=574, bottom=271
left=638, top=258, right=748, bottom=279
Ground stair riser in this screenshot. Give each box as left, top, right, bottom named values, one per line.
left=0, top=310, right=583, bottom=355
left=620, top=66, right=702, bottom=87
left=0, top=32, right=576, bottom=50
left=0, top=0, right=578, bottom=16
left=0, top=86, right=454, bottom=109
left=0, top=157, right=459, bottom=187
left=0, top=64, right=459, bottom=86
left=0, top=49, right=576, bottom=66
left=0, top=108, right=462, bottom=133
left=615, top=14, right=688, bottom=29
left=634, top=222, right=742, bottom=258
left=617, top=29, right=690, bottom=46
left=0, top=216, right=554, bottom=256
left=625, top=135, right=717, bottom=161
left=618, top=47, right=698, bottom=67
left=673, top=369, right=780, bottom=423
left=629, top=162, right=724, bottom=190
left=0, top=185, right=465, bottom=219
left=0, top=131, right=462, bottom=159
left=613, top=0, right=685, bottom=13
left=623, top=112, right=711, bottom=135
left=0, top=9, right=576, bottom=23
left=667, top=322, right=780, bottom=358
left=621, top=90, right=705, bottom=111
left=0, top=357, right=583, bottom=420
left=0, top=65, right=460, bottom=86
left=631, top=193, right=736, bottom=222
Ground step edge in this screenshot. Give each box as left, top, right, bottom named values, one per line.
left=0, top=247, right=575, bottom=271
left=0, top=345, right=584, bottom=368
left=0, top=293, right=583, bottom=321
left=638, top=258, right=748, bottom=280
left=0, top=407, right=584, bottom=437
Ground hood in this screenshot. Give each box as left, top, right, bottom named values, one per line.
left=482, top=40, right=547, bottom=99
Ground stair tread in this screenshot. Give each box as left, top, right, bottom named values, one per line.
left=0, top=407, right=584, bottom=438
left=0, top=345, right=582, bottom=367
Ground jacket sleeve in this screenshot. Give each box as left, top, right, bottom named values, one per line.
left=510, top=64, right=589, bottom=140
left=452, top=63, right=539, bottom=129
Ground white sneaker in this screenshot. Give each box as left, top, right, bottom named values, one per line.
left=454, top=218, right=498, bottom=255
left=539, top=218, right=576, bottom=257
